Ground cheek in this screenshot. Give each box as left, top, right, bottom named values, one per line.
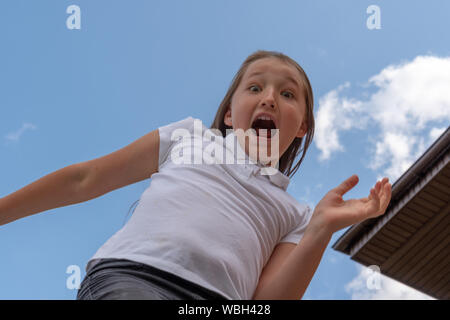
left=283, top=108, right=302, bottom=130
left=279, top=107, right=304, bottom=147
left=232, top=103, right=253, bottom=128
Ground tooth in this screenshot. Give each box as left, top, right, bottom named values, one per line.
left=255, top=115, right=275, bottom=122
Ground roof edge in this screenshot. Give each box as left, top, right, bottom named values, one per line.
left=332, top=126, right=450, bottom=255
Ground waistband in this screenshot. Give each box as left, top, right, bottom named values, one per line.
left=86, top=258, right=229, bottom=300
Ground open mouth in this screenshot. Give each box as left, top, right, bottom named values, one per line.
left=251, top=118, right=277, bottom=138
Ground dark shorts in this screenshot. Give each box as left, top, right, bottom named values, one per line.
left=76, top=258, right=229, bottom=300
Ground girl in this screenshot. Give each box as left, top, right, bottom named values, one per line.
left=0, top=50, right=391, bottom=300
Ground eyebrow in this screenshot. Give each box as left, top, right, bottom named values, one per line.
left=246, top=71, right=301, bottom=89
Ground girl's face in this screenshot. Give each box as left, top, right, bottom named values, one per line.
left=224, top=57, right=307, bottom=163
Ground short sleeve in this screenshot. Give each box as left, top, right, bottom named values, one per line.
left=279, top=205, right=314, bottom=244
left=157, top=116, right=197, bottom=169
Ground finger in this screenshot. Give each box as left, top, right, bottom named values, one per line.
left=375, top=178, right=388, bottom=200
left=375, top=180, right=392, bottom=216
left=375, top=180, right=381, bottom=194
left=369, top=187, right=381, bottom=215
left=370, top=187, right=379, bottom=202
left=335, top=174, right=359, bottom=196
left=368, top=184, right=377, bottom=200
left=378, top=178, right=389, bottom=200
left=380, top=182, right=392, bottom=213
left=379, top=177, right=388, bottom=192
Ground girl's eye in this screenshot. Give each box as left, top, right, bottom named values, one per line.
left=282, top=91, right=294, bottom=99
left=249, top=85, right=260, bottom=92
left=248, top=85, right=294, bottom=99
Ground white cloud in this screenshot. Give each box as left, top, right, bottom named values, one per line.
left=315, top=55, right=450, bottom=181
left=315, top=82, right=370, bottom=161
left=345, top=265, right=435, bottom=300
left=370, top=131, right=424, bottom=180
left=4, top=123, right=37, bottom=143
left=429, top=127, right=446, bottom=142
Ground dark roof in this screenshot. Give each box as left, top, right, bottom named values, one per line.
left=332, top=126, right=450, bottom=300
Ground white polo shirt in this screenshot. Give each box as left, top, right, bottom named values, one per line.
left=86, top=117, right=313, bottom=300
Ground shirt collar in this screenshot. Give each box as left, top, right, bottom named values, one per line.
left=224, top=131, right=290, bottom=191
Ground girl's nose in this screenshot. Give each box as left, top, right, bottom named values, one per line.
left=262, top=101, right=275, bottom=108
left=261, top=89, right=276, bottom=108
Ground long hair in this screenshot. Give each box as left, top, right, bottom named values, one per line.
left=127, top=50, right=315, bottom=218
left=210, top=50, right=315, bottom=178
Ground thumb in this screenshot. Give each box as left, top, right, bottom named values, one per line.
left=334, top=174, right=359, bottom=196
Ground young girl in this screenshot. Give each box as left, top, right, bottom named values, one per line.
left=0, top=50, right=391, bottom=300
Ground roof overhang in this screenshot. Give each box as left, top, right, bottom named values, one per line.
left=332, top=127, right=450, bottom=299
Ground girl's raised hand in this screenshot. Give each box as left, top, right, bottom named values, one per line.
left=308, top=175, right=392, bottom=236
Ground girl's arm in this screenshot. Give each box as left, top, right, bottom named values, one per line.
left=0, top=129, right=160, bottom=226
left=0, top=163, right=88, bottom=226
left=252, top=226, right=331, bottom=300
left=253, top=175, right=392, bottom=300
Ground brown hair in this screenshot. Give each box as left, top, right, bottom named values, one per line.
left=125, top=50, right=315, bottom=222
left=210, top=50, right=315, bottom=178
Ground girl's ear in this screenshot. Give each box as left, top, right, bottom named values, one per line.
left=224, top=107, right=232, bottom=127
left=296, top=121, right=307, bottom=138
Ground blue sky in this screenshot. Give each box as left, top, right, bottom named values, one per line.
left=1, top=0, right=449, bottom=299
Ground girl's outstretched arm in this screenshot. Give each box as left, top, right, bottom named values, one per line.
left=0, top=129, right=160, bottom=226
left=252, top=175, right=392, bottom=300
left=0, top=164, right=87, bottom=226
